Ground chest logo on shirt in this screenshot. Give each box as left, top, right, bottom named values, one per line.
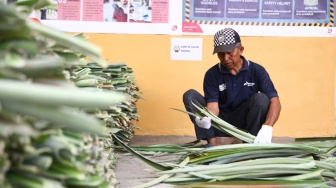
left=244, top=81, right=255, bottom=87
left=219, top=84, right=226, bottom=91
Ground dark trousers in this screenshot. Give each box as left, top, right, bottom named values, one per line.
left=182, top=89, right=269, bottom=140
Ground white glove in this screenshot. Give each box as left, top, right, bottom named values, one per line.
left=253, top=125, right=273, bottom=144
left=195, top=116, right=211, bottom=129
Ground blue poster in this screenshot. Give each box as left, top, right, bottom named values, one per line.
left=227, top=0, right=259, bottom=18
left=193, top=0, right=225, bottom=18
left=183, top=0, right=334, bottom=26
left=294, top=0, right=328, bottom=19
left=262, top=0, right=293, bottom=19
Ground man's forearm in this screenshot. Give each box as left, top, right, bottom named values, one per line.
left=206, top=102, right=220, bottom=116
left=264, top=97, right=281, bottom=126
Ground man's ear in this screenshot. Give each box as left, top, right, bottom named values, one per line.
left=239, top=46, right=244, bottom=53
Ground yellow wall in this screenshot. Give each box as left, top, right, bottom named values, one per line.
left=87, top=33, right=336, bottom=138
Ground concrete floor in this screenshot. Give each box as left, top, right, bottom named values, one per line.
left=114, top=136, right=295, bottom=188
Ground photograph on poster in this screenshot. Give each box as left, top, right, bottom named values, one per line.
left=104, top=0, right=129, bottom=22
left=35, top=0, right=58, bottom=20
left=129, top=0, right=153, bottom=23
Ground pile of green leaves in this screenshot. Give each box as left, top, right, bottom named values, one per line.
left=0, top=1, right=130, bottom=187
left=68, top=62, right=142, bottom=143
left=115, top=101, right=336, bottom=188
left=115, top=137, right=336, bottom=188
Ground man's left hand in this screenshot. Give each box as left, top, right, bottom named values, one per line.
left=253, top=125, right=273, bottom=144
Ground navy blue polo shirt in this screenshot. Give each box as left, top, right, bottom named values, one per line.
left=203, top=56, right=278, bottom=112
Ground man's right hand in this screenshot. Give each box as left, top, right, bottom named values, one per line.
left=195, top=116, right=211, bottom=129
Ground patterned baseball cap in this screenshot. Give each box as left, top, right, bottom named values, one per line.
left=213, top=28, right=241, bottom=54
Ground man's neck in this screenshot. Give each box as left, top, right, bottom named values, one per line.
left=230, top=57, right=243, bottom=75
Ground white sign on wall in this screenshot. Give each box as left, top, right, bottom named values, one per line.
left=170, top=38, right=203, bottom=61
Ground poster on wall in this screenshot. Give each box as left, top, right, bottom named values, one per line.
left=31, top=0, right=336, bottom=36
left=182, top=0, right=336, bottom=36
left=36, top=0, right=182, bottom=35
